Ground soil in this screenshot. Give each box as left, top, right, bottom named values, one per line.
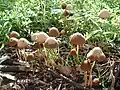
left=0, top=41, right=119, bottom=90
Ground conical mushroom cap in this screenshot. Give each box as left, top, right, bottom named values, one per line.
left=98, top=9, right=110, bottom=19
left=48, top=27, right=60, bottom=37
left=17, top=38, right=29, bottom=49
left=36, top=32, right=49, bottom=44
left=10, top=31, right=20, bottom=38
left=44, top=37, right=59, bottom=49
left=87, top=47, right=106, bottom=62
left=70, top=32, right=85, bottom=46
left=8, top=37, right=18, bottom=47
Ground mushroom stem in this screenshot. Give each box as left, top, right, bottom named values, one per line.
left=77, top=45, right=79, bottom=55
left=76, top=45, right=79, bottom=64
left=22, top=49, right=27, bottom=61
left=84, top=71, right=88, bottom=88
left=88, top=61, right=96, bottom=87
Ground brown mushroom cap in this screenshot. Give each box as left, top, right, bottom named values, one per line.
left=17, top=38, right=29, bottom=49
left=8, top=37, right=18, bottom=47
left=87, top=47, right=106, bottom=62
left=48, top=27, right=60, bottom=37
left=98, top=9, right=110, bottom=19
left=44, top=37, right=59, bottom=49
left=70, top=32, right=85, bottom=46
left=81, top=60, right=91, bottom=72
left=60, top=30, right=66, bottom=36
left=26, top=53, right=35, bottom=60
left=36, top=32, right=49, bottom=44
left=31, top=33, right=39, bottom=42
left=10, top=31, right=20, bottom=38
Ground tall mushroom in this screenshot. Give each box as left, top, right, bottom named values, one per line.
left=98, top=9, right=110, bottom=19
left=44, top=37, right=59, bottom=66
left=70, top=32, right=85, bottom=63
left=48, top=27, right=60, bottom=37
left=87, top=47, right=106, bottom=87
left=17, top=38, right=30, bottom=61
left=31, top=32, right=49, bottom=56
left=81, top=60, right=91, bottom=87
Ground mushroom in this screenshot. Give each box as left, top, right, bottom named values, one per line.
left=17, top=38, right=30, bottom=61
left=48, top=27, right=60, bottom=37
left=70, top=32, right=85, bottom=63
left=98, top=9, right=110, bottom=19
left=36, top=32, right=49, bottom=44
left=60, top=30, right=66, bottom=36
left=66, top=4, right=73, bottom=10
left=44, top=37, right=60, bottom=66
left=9, top=31, right=20, bottom=38
left=26, top=53, right=35, bottom=61
left=8, top=37, right=18, bottom=47
left=70, top=48, right=77, bottom=56
left=92, top=78, right=100, bottom=87
left=17, top=38, right=29, bottom=49
left=63, top=10, right=69, bottom=17
left=31, top=32, right=49, bottom=57
left=31, top=33, right=39, bottom=42
left=87, top=47, right=106, bottom=62
left=44, top=37, right=59, bottom=49
left=87, top=47, right=106, bottom=87
left=61, top=2, right=67, bottom=9
left=81, top=60, right=91, bottom=87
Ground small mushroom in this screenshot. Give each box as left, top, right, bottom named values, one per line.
left=61, top=2, right=67, bottom=9
left=87, top=47, right=106, bottom=62
left=63, top=10, right=69, bottom=17
left=17, top=38, right=29, bottom=61
left=70, top=32, right=85, bottom=63
left=10, top=31, right=20, bottom=38
left=17, top=38, right=29, bottom=49
left=92, top=78, right=100, bottom=87
left=66, top=4, right=73, bottom=10
left=8, top=37, right=18, bottom=47
left=98, top=9, right=110, bottom=19
left=44, top=37, right=59, bottom=49
left=31, top=33, right=39, bottom=42
left=81, top=60, right=91, bottom=87
left=48, top=27, right=60, bottom=37
left=26, top=53, right=35, bottom=61
left=36, top=32, right=49, bottom=44
left=70, top=48, right=77, bottom=56
left=60, top=30, right=66, bottom=36
left=70, top=32, right=85, bottom=47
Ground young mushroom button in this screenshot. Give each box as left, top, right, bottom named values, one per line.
left=70, top=32, right=85, bottom=46
left=48, top=27, right=60, bottom=37
left=87, top=47, right=106, bottom=62
left=44, top=37, right=59, bottom=49
left=17, top=38, right=29, bottom=49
